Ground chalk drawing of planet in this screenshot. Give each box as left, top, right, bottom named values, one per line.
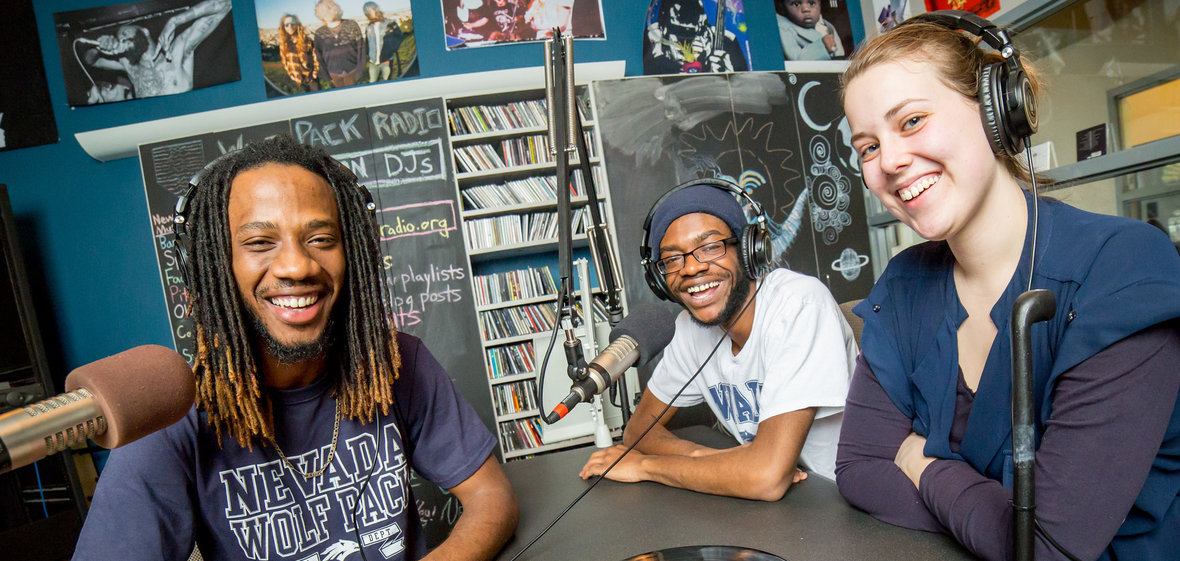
left=831, top=248, right=870, bottom=281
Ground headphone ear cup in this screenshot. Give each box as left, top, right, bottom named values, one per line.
left=1003, top=67, right=1038, bottom=150
left=978, top=62, right=1013, bottom=156
left=741, top=223, right=771, bottom=279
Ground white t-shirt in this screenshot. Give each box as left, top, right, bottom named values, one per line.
left=647, top=268, right=857, bottom=480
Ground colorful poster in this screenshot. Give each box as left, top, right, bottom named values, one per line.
left=924, top=0, right=999, bottom=18
left=441, top=0, right=605, bottom=50
left=54, top=0, right=239, bottom=106
left=643, top=0, right=752, bottom=74
left=0, top=0, right=58, bottom=151
left=255, top=0, right=418, bottom=97
left=772, top=0, right=855, bottom=61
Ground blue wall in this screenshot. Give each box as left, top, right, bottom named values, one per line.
left=0, top=0, right=861, bottom=381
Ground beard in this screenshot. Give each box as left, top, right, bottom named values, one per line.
left=685, top=274, right=754, bottom=329
left=125, top=28, right=151, bottom=60
left=245, top=306, right=337, bottom=365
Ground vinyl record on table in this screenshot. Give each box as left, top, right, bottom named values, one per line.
left=622, top=545, right=786, bottom=561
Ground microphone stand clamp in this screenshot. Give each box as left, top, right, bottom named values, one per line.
left=561, top=298, right=588, bottom=383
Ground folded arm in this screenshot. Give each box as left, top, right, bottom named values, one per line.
left=838, top=324, right=1180, bottom=560
left=916, top=324, right=1180, bottom=561
left=835, top=355, right=945, bottom=531
left=581, top=399, right=814, bottom=502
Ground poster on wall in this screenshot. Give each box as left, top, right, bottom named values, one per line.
left=255, top=0, right=419, bottom=97
left=771, top=0, right=855, bottom=61
left=872, top=0, right=911, bottom=35
left=0, top=0, right=58, bottom=151
left=593, top=71, right=874, bottom=318
left=53, top=0, right=239, bottom=106
left=924, top=0, right=999, bottom=18
left=643, top=0, right=751, bottom=74
left=441, top=0, right=605, bottom=49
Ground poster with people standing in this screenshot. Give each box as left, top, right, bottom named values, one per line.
left=53, top=0, right=240, bottom=106
left=255, top=0, right=419, bottom=98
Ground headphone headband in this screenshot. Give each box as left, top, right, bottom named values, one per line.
left=902, top=10, right=1038, bottom=155
left=907, top=10, right=1014, bottom=57
left=640, top=177, right=765, bottom=243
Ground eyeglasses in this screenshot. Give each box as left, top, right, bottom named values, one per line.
left=655, top=237, right=738, bottom=275
left=283, top=21, right=296, bottom=27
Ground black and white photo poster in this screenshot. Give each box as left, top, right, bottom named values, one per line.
left=54, top=0, right=239, bottom=106
left=0, top=0, right=58, bottom=151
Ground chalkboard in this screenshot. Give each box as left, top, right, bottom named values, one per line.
left=593, top=71, right=873, bottom=323
left=138, top=98, right=489, bottom=547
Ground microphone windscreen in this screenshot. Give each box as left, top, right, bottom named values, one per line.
left=64, top=345, right=194, bottom=448
left=609, top=303, right=676, bottom=366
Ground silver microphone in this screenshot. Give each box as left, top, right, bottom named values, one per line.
left=545, top=304, right=675, bottom=423
left=0, top=345, right=193, bottom=474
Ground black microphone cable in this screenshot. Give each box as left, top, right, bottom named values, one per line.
left=354, top=407, right=384, bottom=561
left=1025, top=139, right=1042, bottom=293
left=508, top=277, right=766, bottom=561
left=354, top=395, right=419, bottom=561
left=535, top=284, right=571, bottom=425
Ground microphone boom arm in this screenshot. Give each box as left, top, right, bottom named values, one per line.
left=1010, top=289, right=1055, bottom=561
left=575, top=114, right=625, bottom=327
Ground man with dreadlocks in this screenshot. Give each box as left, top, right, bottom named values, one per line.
left=74, top=136, right=518, bottom=560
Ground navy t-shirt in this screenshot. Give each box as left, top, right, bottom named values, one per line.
left=74, top=333, right=495, bottom=561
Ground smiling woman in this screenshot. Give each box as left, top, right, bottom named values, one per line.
left=836, top=12, right=1180, bottom=561
left=844, top=57, right=1015, bottom=243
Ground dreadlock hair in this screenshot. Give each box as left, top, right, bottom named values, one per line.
left=181, top=134, right=400, bottom=448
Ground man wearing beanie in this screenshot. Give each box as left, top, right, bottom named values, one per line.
left=579, top=181, right=857, bottom=500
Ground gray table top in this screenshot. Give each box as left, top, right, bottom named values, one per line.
left=495, top=426, right=976, bottom=561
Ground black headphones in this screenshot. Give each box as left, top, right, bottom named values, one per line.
left=171, top=152, right=233, bottom=291
left=640, top=178, right=772, bottom=302
left=905, top=10, right=1038, bottom=155
left=172, top=150, right=370, bottom=290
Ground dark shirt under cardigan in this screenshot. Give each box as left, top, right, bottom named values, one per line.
left=837, top=193, right=1180, bottom=561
